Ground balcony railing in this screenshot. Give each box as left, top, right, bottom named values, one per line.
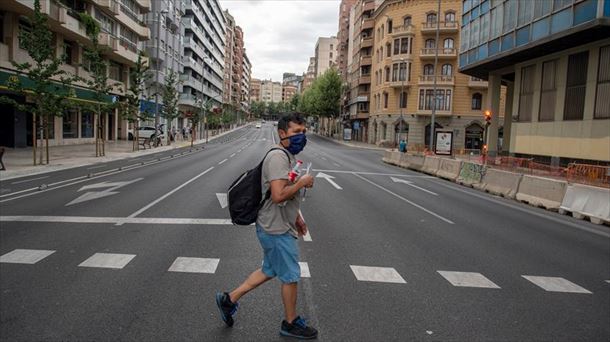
left=361, top=37, right=373, bottom=48
left=421, top=21, right=459, bottom=32
left=420, top=48, right=457, bottom=58
left=468, top=77, right=488, bottom=88
left=418, top=75, right=455, bottom=84
left=391, top=25, right=415, bottom=37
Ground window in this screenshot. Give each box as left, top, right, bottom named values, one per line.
left=425, top=39, right=436, bottom=49
left=399, top=91, right=407, bottom=108
left=329, top=52, right=333, bottom=59
left=595, top=45, right=610, bottom=119
left=502, top=0, right=516, bottom=33
left=423, top=64, right=434, bottom=75
left=386, top=43, right=391, bottom=57
left=461, top=24, right=470, bottom=52
left=81, top=111, right=94, bottom=138
left=419, top=89, right=452, bottom=111
left=18, top=17, right=31, bottom=49
left=472, top=93, right=483, bottom=110
left=404, top=16, right=412, bottom=26
left=564, top=51, right=589, bottom=120
left=444, top=38, right=454, bottom=49
left=539, top=60, right=558, bottom=121
left=63, top=109, right=78, bottom=139
left=330, top=44, right=333, bottom=50
left=383, top=92, right=388, bottom=108
left=95, top=8, right=116, bottom=35
left=534, top=0, right=552, bottom=19
left=480, top=12, right=490, bottom=42
left=518, top=65, right=536, bottom=121
left=385, top=67, right=390, bottom=82
left=387, top=20, right=393, bottom=33
left=518, top=0, right=533, bottom=27
left=400, top=38, right=409, bottom=54
left=445, top=11, right=456, bottom=23
left=108, top=61, right=123, bottom=82
left=441, top=64, right=452, bottom=76
left=399, top=62, right=407, bottom=81
left=490, top=6, right=502, bottom=38
left=394, top=39, right=400, bottom=55
left=63, top=40, right=76, bottom=65
left=392, top=64, right=399, bottom=81
left=426, top=13, right=437, bottom=24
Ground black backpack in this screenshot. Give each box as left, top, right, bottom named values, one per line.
left=228, top=148, right=290, bottom=225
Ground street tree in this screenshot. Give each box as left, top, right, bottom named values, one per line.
left=0, top=0, right=78, bottom=165
left=161, top=70, right=181, bottom=145
left=289, top=94, right=300, bottom=111
left=250, top=101, right=265, bottom=118
left=314, top=68, right=342, bottom=117
left=119, top=52, right=152, bottom=151
left=80, top=12, right=119, bottom=157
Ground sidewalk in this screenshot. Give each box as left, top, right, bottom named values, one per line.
left=0, top=127, right=244, bottom=181
left=314, top=133, right=387, bottom=151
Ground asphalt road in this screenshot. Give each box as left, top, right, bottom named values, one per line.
left=1, top=123, right=609, bottom=341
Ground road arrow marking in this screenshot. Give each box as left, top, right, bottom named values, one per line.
left=391, top=177, right=438, bottom=196
left=66, top=178, right=143, bottom=206
left=316, top=172, right=342, bottom=190
left=216, top=193, right=228, bottom=209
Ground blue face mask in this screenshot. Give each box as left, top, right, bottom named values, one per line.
left=282, top=133, right=307, bottom=155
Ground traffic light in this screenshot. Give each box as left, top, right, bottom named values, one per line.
left=484, top=110, right=492, bottom=126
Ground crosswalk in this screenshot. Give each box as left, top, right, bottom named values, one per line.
left=2, top=248, right=606, bottom=295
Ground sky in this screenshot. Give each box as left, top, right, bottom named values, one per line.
left=220, top=0, right=341, bottom=82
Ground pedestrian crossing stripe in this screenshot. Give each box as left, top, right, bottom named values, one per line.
left=0, top=249, right=55, bottom=264
left=522, top=275, right=592, bottom=294
left=299, top=262, right=310, bottom=278
left=349, top=265, right=406, bottom=284
left=168, top=257, right=219, bottom=274
left=438, top=271, right=501, bottom=289
left=78, top=253, right=136, bottom=269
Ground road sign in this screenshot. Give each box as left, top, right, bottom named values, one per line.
left=66, top=178, right=143, bottom=206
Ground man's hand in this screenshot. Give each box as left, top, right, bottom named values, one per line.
left=298, top=174, right=314, bottom=189
left=295, top=214, right=307, bottom=236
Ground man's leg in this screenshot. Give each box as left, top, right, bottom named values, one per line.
left=281, top=282, right=298, bottom=323
left=229, top=268, right=273, bottom=303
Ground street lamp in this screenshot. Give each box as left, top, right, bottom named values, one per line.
left=399, top=57, right=405, bottom=144
left=429, top=0, right=441, bottom=152
left=154, top=9, right=169, bottom=129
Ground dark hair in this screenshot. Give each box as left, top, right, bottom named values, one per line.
left=277, top=112, right=305, bottom=132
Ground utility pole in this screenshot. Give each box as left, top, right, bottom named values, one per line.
left=400, top=57, right=405, bottom=143
left=429, top=0, right=441, bottom=152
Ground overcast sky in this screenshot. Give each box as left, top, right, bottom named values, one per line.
left=220, top=0, right=341, bottom=82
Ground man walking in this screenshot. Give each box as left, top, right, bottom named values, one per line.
left=216, top=112, right=318, bottom=339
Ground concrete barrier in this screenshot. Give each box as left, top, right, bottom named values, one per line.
left=382, top=150, right=393, bottom=164
left=421, top=156, right=441, bottom=175
left=457, top=162, right=486, bottom=187
left=436, top=158, right=463, bottom=181
left=390, top=151, right=402, bottom=166
left=475, top=168, right=522, bottom=198
left=559, top=184, right=610, bottom=225
left=406, top=154, right=425, bottom=171
left=516, top=175, right=568, bottom=210
left=399, top=154, right=410, bottom=168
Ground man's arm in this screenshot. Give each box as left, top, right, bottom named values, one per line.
left=269, top=175, right=314, bottom=204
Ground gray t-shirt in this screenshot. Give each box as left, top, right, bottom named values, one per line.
left=256, top=146, right=301, bottom=237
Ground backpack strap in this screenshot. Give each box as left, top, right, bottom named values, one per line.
left=260, top=147, right=292, bottom=205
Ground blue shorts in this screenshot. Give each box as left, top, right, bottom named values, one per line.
left=256, top=224, right=300, bottom=284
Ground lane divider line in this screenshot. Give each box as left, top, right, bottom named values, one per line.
left=218, top=159, right=228, bottom=165
left=230, top=153, right=236, bottom=158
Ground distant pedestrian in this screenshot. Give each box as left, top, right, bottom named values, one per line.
left=182, top=127, right=186, bottom=140
left=399, top=139, right=407, bottom=153
left=216, top=112, right=318, bottom=339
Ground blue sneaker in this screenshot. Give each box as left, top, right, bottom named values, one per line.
left=280, top=316, right=318, bottom=339
left=215, top=292, right=238, bottom=327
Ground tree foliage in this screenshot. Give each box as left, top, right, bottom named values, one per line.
left=119, top=52, right=152, bottom=150
left=161, top=70, right=181, bottom=145
left=298, top=68, right=342, bottom=117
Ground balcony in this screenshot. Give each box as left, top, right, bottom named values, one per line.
left=184, top=57, right=204, bottom=76
left=99, top=32, right=119, bottom=51
left=361, top=55, right=372, bottom=66
left=468, top=77, right=488, bottom=88
left=361, top=36, right=373, bottom=48
left=180, top=74, right=203, bottom=90
left=114, top=38, right=140, bottom=66
left=391, top=25, right=415, bottom=37
left=179, top=93, right=198, bottom=107
left=421, top=21, right=459, bottom=34
left=387, top=79, right=411, bottom=88
left=362, top=17, right=374, bottom=30
left=117, top=7, right=150, bottom=39
left=418, top=75, right=455, bottom=85
left=358, top=75, right=371, bottom=85
left=420, top=48, right=457, bottom=59
left=363, top=1, right=375, bottom=12
left=391, top=54, right=412, bottom=62
left=184, top=37, right=206, bottom=60
left=92, top=0, right=119, bottom=16
left=135, top=0, right=151, bottom=12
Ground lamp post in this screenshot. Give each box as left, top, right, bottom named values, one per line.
left=429, top=0, right=441, bottom=152
left=399, top=57, right=405, bottom=144
left=154, top=9, right=168, bottom=129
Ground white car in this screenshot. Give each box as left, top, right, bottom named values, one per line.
left=128, top=126, right=163, bottom=140
left=255, top=123, right=262, bottom=129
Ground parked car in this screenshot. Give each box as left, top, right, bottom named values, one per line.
left=128, top=126, right=164, bottom=140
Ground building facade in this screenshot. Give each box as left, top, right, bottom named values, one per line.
left=179, top=0, right=225, bottom=132
left=260, top=79, right=282, bottom=103
left=242, top=53, right=252, bottom=114
left=0, top=0, right=151, bottom=147
left=314, top=36, right=339, bottom=76
left=460, top=0, right=609, bottom=164
left=250, top=77, right=261, bottom=102
left=282, top=84, right=298, bottom=102
left=145, top=0, right=184, bottom=129
left=369, top=0, right=500, bottom=152
left=223, top=10, right=249, bottom=115
left=302, top=57, right=316, bottom=91
left=337, top=0, right=358, bottom=80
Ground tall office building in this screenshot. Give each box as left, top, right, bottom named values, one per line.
left=314, top=36, right=339, bottom=76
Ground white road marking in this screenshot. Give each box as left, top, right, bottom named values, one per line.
left=86, top=165, right=106, bottom=170
left=312, top=169, right=434, bottom=178
left=230, top=153, right=236, bottom=158
left=168, top=257, right=219, bottom=273
left=0, top=249, right=55, bottom=264
left=299, top=262, right=310, bottom=278
left=66, top=178, right=143, bottom=206
left=120, top=167, right=214, bottom=224
left=216, top=193, right=228, bottom=209
left=10, top=176, right=49, bottom=185
left=218, top=159, right=228, bottom=165
left=605, top=280, right=610, bottom=283
left=316, top=172, right=342, bottom=190
left=321, top=156, right=327, bottom=161
left=522, top=275, right=592, bottom=294
left=391, top=177, right=438, bottom=196
left=350, top=265, right=406, bottom=284
left=78, top=253, right=136, bottom=269
left=333, top=163, right=341, bottom=167
left=437, top=271, right=501, bottom=289
left=303, top=230, right=312, bottom=241
left=353, top=173, right=454, bottom=224
left=0, top=215, right=235, bottom=225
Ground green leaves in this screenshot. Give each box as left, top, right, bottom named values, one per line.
left=299, top=68, right=342, bottom=117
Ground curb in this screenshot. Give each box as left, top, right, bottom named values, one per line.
left=313, top=134, right=387, bottom=151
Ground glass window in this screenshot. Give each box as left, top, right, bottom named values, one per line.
left=461, top=24, right=470, bottom=51
left=404, top=16, right=412, bottom=26
left=517, top=0, right=533, bottom=27
left=472, top=93, right=483, bottom=110
left=539, top=60, right=558, bottom=121
left=480, top=12, right=489, bottom=43
left=401, top=38, right=409, bottom=54
left=81, top=111, right=94, bottom=138
left=444, top=38, right=455, bottom=49
left=470, top=17, right=480, bottom=48
left=386, top=43, right=391, bottom=57
left=532, top=17, right=550, bottom=40
left=553, top=0, right=572, bottom=11
left=478, top=43, right=488, bottom=59
left=392, top=64, right=399, bottom=81
left=468, top=47, right=478, bottom=63
left=503, top=0, right=516, bottom=33
left=516, top=25, right=530, bottom=46
left=518, top=65, right=536, bottom=121
left=441, top=64, right=453, bottom=76
left=394, top=39, right=400, bottom=55
left=399, top=92, right=407, bottom=108
left=62, top=109, right=78, bottom=139
left=463, top=12, right=470, bottom=25
left=551, top=8, right=572, bottom=34
left=388, top=20, right=393, bottom=33
left=399, top=62, right=407, bottom=81
left=501, top=32, right=514, bottom=51
left=480, top=0, right=490, bottom=13
left=383, top=92, right=388, bottom=108
left=533, top=0, right=552, bottom=19
left=471, top=5, right=480, bottom=18
left=427, top=13, right=437, bottom=24
left=464, top=0, right=472, bottom=13
left=574, top=0, right=597, bottom=25
left=424, top=64, right=435, bottom=75
left=564, top=51, right=589, bottom=120
left=595, top=45, right=610, bottom=119
left=490, top=6, right=502, bottom=38
left=425, top=39, right=436, bottom=49
left=460, top=53, right=468, bottom=68
left=445, top=12, right=456, bottom=22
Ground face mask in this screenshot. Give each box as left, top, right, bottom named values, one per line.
left=281, top=133, right=307, bottom=155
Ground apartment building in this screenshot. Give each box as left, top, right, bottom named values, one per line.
left=242, top=53, right=251, bottom=114
left=302, top=57, right=316, bottom=91
left=223, top=10, right=250, bottom=115
left=314, top=36, right=339, bottom=76
left=369, top=0, right=499, bottom=152
left=260, top=79, right=282, bottom=103
left=282, top=84, right=297, bottom=102
left=250, top=77, right=261, bottom=102
left=179, top=0, right=225, bottom=126
left=460, top=0, right=609, bottom=164
left=144, top=0, right=184, bottom=129
left=346, top=0, right=375, bottom=142
left=337, top=0, right=358, bottom=80
left=0, top=0, right=151, bottom=147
